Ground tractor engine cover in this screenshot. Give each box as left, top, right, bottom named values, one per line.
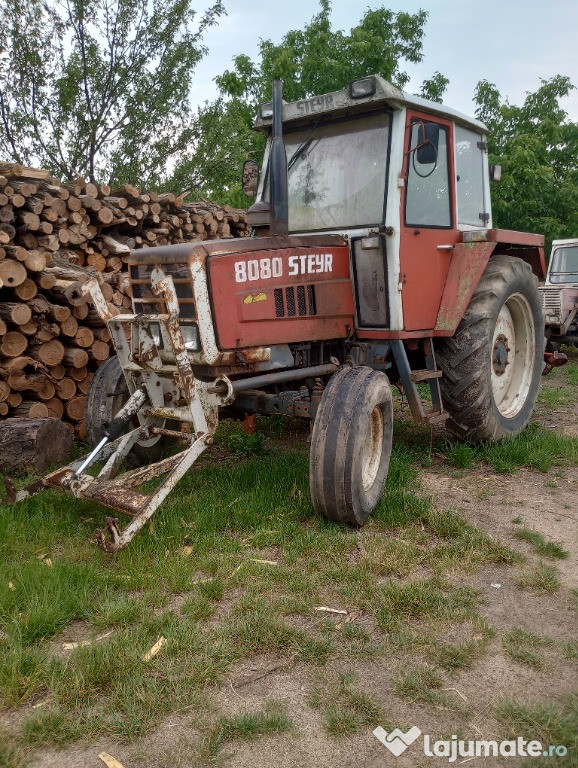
left=208, top=244, right=354, bottom=349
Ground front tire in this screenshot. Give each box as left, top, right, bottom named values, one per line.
left=85, top=356, right=162, bottom=460
left=309, top=367, right=393, bottom=525
left=436, top=256, right=544, bottom=442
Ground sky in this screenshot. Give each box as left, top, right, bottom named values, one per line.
left=190, top=0, right=578, bottom=121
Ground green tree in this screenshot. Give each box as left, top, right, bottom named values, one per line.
left=475, top=76, right=578, bottom=250
left=172, top=0, right=447, bottom=202
left=0, top=0, right=224, bottom=186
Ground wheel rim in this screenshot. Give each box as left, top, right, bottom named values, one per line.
left=491, top=292, right=536, bottom=418
left=362, top=405, right=384, bottom=491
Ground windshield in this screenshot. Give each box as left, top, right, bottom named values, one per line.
left=266, top=112, right=390, bottom=232
left=549, top=244, right=578, bottom=283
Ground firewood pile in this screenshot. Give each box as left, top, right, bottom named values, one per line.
left=0, top=162, right=249, bottom=438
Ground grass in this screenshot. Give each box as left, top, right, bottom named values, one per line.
left=427, top=621, right=495, bottom=670
left=502, top=627, right=554, bottom=670
left=514, top=563, right=562, bottom=593
left=497, top=695, right=578, bottom=765
left=0, top=408, right=575, bottom=761
left=514, top=527, right=569, bottom=560
left=438, top=424, right=578, bottom=474
left=394, top=666, right=456, bottom=708
left=199, top=701, right=293, bottom=760
left=308, top=673, right=388, bottom=736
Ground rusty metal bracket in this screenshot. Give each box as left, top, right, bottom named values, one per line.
left=543, top=350, right=568, bottom=375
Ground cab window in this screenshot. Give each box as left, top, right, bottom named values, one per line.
left=405, top=121, right=451, bottom=228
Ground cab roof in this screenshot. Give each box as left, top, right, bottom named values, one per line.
left=254, top=75, right=488, bottom=134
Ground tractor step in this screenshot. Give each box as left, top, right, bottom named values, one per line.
left=422, top=410, right=449, bottom=425
left=391, top=339, right=447, bottom=426
left=410, top=369, right=443, bottom=382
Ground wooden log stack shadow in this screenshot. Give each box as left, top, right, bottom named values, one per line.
left=0, top=162, right=249, bottom=439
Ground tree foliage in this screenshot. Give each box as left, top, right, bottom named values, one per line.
left=0, top=0, right=224, bottom=185
left=216, top=0, right=447, bottom=104
left=172, top=0, right=447, bottom=202
left=475, top=76, right=578, bottom=250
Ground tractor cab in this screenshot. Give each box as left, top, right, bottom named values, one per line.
left=246, top=75, right=502, bottom=334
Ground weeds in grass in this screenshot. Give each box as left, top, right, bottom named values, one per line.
left=480, top=425, right=578, bottom=473
left=514, top=563, right=561, bottom=593
left=1, top=410, right=571, bottom=759
left=308, top=673, right=388, bottom=735
left=513, top=528, right=569, bottom=560
left=443, top=442, right=478, bottom=469
left=497, top=696, right=578, bottom=760
left=199, top=701, right=292, bottom=760
left=427, top=621, right=495, bottom=670
left=226, top=431, right=266, bottom=457
left=502, top=627, right=554, bottom=670
left=394, top=667, right=446, bottom=705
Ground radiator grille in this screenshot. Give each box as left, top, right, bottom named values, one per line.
left=274, top=285, right=317, bottom=318
left=285, top=286, right=296, bottom=317
left=541, top=287, right=562, bottom=315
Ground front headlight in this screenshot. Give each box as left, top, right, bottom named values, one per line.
left=181, top=323, right=200, bottom=352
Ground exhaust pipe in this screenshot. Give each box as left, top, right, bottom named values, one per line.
left=269, top=80, right=289, bottom=235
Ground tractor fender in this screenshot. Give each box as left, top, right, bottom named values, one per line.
left=434, top=241, right=496, bottom=334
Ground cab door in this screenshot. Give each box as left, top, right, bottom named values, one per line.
left=399, top=112, right=458, bottom=331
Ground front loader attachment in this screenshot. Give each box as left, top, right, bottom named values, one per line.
left=3, top=269, right=233, bottom=551
left=4, top=421, right=211, bottom=551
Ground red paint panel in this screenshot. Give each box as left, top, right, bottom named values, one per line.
left=399, top=111, right=459, bottom=331
left=434, top=242, right=496, bottom=334
left=488, top=229, right=544, bottom=247
left=487, top=229, right=546, bottom=278
left=209, top=246, right=354, bottom=349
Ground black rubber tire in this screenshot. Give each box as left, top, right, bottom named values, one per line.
left=309, top=366, right=393, bottom=525
left=85, top=356, right=161, bottom=461
left=85, top=356, right=127, bottom=447
left=436, top=256, right=544, bottom=442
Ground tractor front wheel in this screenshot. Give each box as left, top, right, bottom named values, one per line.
left=309, top=366, right=393, bottom=525
left=85, top=356, right=162, bottom=461
left=436, top=256, right=544, bottom=442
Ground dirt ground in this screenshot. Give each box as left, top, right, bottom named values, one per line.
left=8, top=364, right=578, bottom=768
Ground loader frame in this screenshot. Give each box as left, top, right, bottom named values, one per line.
left=4, top=272, right=234, bottom=551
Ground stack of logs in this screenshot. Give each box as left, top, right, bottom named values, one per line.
left=0, top=162, right=249, bottom=438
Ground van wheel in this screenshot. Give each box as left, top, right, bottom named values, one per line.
left=310, top=367, right=393, bottom=525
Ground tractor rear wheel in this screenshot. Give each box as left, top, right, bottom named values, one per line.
left=310, top=366, right=393, bottom=525
left=85, top=356, right=162, bottom=460
left=436, top=256, right=544, bottom=442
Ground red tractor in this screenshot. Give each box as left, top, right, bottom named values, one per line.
left=8, top=77, right=553, bottom=550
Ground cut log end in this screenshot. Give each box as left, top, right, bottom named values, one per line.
left=0, top=418, right=73, bottom=473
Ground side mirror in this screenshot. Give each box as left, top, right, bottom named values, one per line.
left=415, top=122, right=439, bottom=165
left=242, top=159, right=260, bottom=197
left=490, top=163, right=502, bottom=182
